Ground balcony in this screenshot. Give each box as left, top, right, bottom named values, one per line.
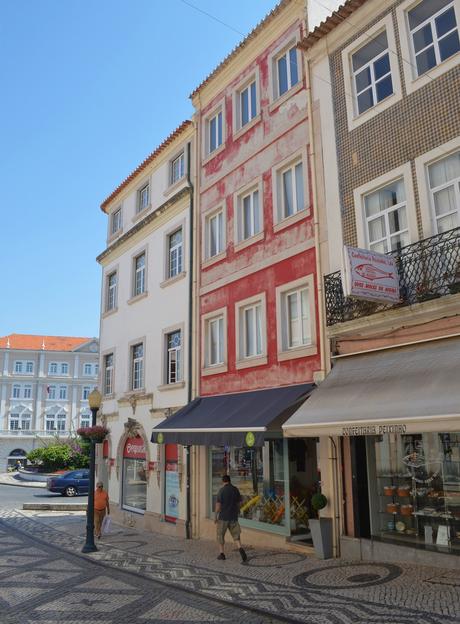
left=0, top=430, right=72, bottom=437
left=324, top=227, right=460, bottom=326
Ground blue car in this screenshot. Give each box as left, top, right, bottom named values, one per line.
left=46, top=469, right=90, bottom=497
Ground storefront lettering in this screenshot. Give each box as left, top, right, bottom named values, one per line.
left=342, top=424, right=407, bottom=436
left=126, top=442, right=145, bottom=455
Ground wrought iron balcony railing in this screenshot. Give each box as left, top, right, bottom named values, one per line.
left=324, top=226, right=460, bottom=326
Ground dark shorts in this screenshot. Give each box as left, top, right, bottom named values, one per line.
left=216, top=520, right=241, bottom=544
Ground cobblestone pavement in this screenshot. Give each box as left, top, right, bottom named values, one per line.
left=0, top=514, right=277, bottom=624
left=1, top=509, right=460, bottom=623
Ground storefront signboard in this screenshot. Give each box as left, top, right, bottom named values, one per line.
left=245, top=432, right=255, bottom=447
left=342, top=424, right=407, bottom=436
left=343, top=246, right=399, bottom=304
left=123, top=437, right=146, bottom=459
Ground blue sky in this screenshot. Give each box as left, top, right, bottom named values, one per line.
left=0, top=0, right=337, bottom=339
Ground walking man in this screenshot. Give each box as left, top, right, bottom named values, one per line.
left=215, top=474, right=247, bottom=562
left=94, top=481, right=110, bottom=538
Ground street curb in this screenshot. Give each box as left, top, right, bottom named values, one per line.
left=22, top=503, right=87, bottom=511
left=0, top=478, right=45, bottom=488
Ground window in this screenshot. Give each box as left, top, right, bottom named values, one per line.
left=170, top=152, right=185, bottom=185
left=23, top=385, right=32, bottom=399
left=207, top=109, right=223, bottom=154
left=168, top=229, right=183, bottom=278
left=20, top=413, right=31, bottom=430
left=83, top=363, right=92, bottom=376
left=80, top=412, right=91, bottom=428
left=408, top=0, right=460, bottom=77
left=82, top=386, right=91, bottom=400
left=12, top=385, right=20, bottom=398
left=133, top=252, right=146, bottom=296
left=59, top=385, right=67, bottom=400
left=9, top=411, right=32, bottom=431
left=111, top=207, right=122, bottom=235
left=104, top=353, right=114, bottom=396
left=285, top=288, right=310, bottom=349
left=241, top=303, right=263, bottom=358
left=277, top=160, right=305, bottom=220
left=236, top=79, right=258, bottom=130
left=95, top=364, right=99, bottom=375
left=166, top=330, right=181, bottom=384
left=137, top=183, right=150, bottom=213
left=237, top=188, right=261, bottom=242
left=428, top=151, right=460, bottom=232
left=106, top=271, right=117, bottom=311
left=47, top=385, right=56, bottom=399
left=274, top=44, right=299, bottom=99
left=205, top=315, right=224, bottom=367
left=60, top=363, right=68, bottom=375
left=364, top=178, right=409, bottom=252
left=25, top=361, right=33, bottom=374
left=131, top=343, right=144, bottom=390
left=9, top=414, right=19, bottom=430
left=46, top=410, right=66, bottom=432
left=352, top=30, right=393, bottom=115
left=49, top=362, right=58, bottom=375
left=205, top=209, right=224, bottom=259
left=14, top=361, right=22, bottom=373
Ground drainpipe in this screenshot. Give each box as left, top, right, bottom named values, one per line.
left=185, top=139, right=194, bottom=540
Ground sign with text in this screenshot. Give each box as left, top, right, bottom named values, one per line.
left=343, top=246, right=399, bottom=304
left=342, top=424, right=407, bottom=436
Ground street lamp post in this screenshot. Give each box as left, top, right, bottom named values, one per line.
left=82, top=388, right=102, bottom=553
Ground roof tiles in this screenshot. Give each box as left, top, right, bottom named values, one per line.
left=0, top=334, right=94, bottom=352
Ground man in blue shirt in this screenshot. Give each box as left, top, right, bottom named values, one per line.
left=215, top=474, right=247, bottom=562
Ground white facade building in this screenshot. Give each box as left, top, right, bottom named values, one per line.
left=97, top=120, right=195, bottom=535
left=0, top=334, right=99, bottom=470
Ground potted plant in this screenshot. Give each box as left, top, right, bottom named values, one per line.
left=415, top=279, right=441, bottom=302
left=76, top=425, right=109, bottom=443
left=308, top=492, right=333, bottom=559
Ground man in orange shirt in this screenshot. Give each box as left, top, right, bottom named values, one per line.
left=94, top=481, right=110, bottom=538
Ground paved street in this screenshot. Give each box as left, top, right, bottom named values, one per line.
left=0, top=506, right=459, bottom=623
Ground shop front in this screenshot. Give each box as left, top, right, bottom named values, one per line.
left=122, top=436, right=147, bottom=513
left=283, top=338, right=460, bottom=566
left=152, top=384, right=320, bottom=546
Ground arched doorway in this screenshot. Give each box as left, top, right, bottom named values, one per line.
left=122, top=437, right=147, bottom=512
left=7, top=448, right=27, bottom=471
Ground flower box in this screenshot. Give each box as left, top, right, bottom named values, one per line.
left=77, top=426, right=109, bottom=442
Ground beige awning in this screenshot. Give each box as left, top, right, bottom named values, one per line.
left=283, top=337, right=460, bottom=437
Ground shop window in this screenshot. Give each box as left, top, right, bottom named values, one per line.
left=210, top=441, right=286, bottom=527
left=122, top=437, right=147, bottom=512
left=370, top=430, right=460, bottom=553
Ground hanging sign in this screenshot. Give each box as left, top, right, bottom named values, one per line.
left=342, top=246, right=399, bottom=304
left=165, top=470, right=180, bottom=519
left=123, top=437, right=146, bottom=459
left=245, top=432, right=255, bottom=447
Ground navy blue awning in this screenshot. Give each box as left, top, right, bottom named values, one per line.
left=151, top=383, right=314, bottom=446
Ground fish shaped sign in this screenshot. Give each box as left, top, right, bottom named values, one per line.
left=342, top=246, right=400, bottom=304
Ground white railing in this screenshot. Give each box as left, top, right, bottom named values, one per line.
left=0, top=429, right=72, bottom=437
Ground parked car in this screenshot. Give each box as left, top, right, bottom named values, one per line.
left=46, top=469, right=90, bottom=496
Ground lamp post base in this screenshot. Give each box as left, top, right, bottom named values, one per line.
left=81, top=542, right=98, bottom=553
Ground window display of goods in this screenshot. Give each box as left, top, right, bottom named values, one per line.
left=401, top=504, right=414, bottom=516
left=397, top=486, right=411, bottom=497
left=386, top=502, right=400, bottom=513
left=383, top=485, right=397, bottom=496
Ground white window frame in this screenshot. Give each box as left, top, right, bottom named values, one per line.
left=170, top=150, right=185, bottom=186
left=342, top=15, right=402, bottom=130
left=60, top=363, right=69, bottom=375
left=110, top=206, right=122, bottom=236
left=165, top=329, right=182, bottom=385
left=203, top=100, right=225, bottom=159
left=9, top=413, right=20, bottom=430
left=14, top=361, right=23, bottom=374
left=276, top=275, right=317, bottom=361
left=48, top=362, right=58, bottom=375
left=167, top=228, right=183, bottom=279
left=80, top=411, right=91, bottom=428
left=130, top=342, right=144, bottom=391
left=203, top=206, right=226, bottom=263
left=235, top=293, right=267, bottom=370
left=201, top=307, right=228, bottom=375
left=25, top=361, right=33, bottom=374
left=353, top=163, right=419, bottom=250
left=106, top=270, right=118, bottom=312
left=82, top=386, right=91, bottom=400
left=234, top=179, right=263, bottom=248
left=133, top=251, right=146, bottom=297
left=136, top=181, right=150, bottom=214
left=233, top=70, right=260, bottom=136
left=59, top=385, right=67, bottom=400
left=103, top=352, right=114, bottom=396
left=83, top=363, right=93, bottom=376
left=12, top=384, right=20, bottom=399
left=204, top=314, right=224, bottom=368
left=415, top=136, right=460, bottom=237
left=23, top=385, right=32, bottom=399
left=269, top=36, right=302, bottom=105
left=48, top=385, right=56, bottom=400
left=272, top=151, right=309, bottom=230
left=397, top=0, right=460, bottom=94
